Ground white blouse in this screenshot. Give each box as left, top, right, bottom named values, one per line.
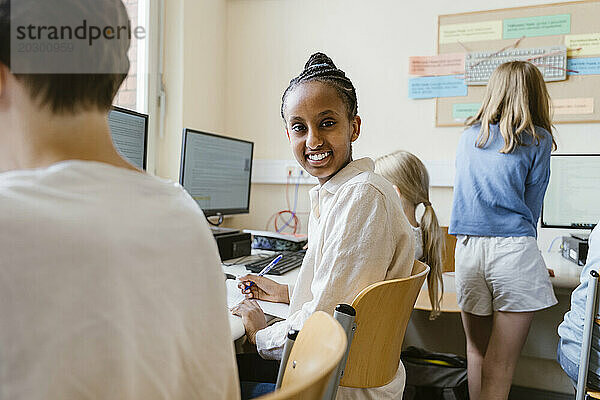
left=255, top=158, right=415, bottom=400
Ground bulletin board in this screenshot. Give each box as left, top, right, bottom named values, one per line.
left=436, top=0, right=600, bottom=127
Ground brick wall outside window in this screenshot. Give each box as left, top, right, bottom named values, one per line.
left=114, top=0, right=139, bottom=111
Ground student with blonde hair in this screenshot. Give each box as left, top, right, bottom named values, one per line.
left=449, top=61, right=557, bottom=400
left=375, top=150, right=444, bottom=320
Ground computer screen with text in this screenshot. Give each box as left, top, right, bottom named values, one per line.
left=542, top=154, right=600, bottom=229
left=179, top=129, right=253, bottom=217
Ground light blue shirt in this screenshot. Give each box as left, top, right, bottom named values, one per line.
left=558, top=223, right=600, bottom=373
left=449, top=124, right=552, bottom=238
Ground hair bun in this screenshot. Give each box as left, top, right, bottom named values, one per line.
left=304, top=52, right=337, bottom=70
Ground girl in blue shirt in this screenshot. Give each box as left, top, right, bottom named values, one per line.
left=449, top=61, right=558, bottom=400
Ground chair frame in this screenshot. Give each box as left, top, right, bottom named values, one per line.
left=577, top=269, right=600, bottom=400
left=263, top=311, right=347, bottom=400
left=329, top=260, right=429, bottom=399
left=274, top=260, right=429, bottom=400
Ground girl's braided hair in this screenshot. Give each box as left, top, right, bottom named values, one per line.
left=281, top=52, right=358, bottom=120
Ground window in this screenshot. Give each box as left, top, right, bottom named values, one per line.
left=114, top=0, right=148, bottom=113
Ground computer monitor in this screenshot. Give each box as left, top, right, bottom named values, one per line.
left=542, top=154, right=600, bottom=230
left=179, top=129, right=254, bottom=217
left=108, top=106, right=148, bottom=170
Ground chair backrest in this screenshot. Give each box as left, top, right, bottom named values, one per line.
left=441, top=226, right=456, bottom=273
left=340, top=260, right=430, bottom=388
left=258, top=311, right=347, bottom=400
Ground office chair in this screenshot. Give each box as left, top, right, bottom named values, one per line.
left=257, top=311, right=347, bottom=400
left=577, top=269, right=600, bottom=400
left=321, top=260, right=430, bottom=399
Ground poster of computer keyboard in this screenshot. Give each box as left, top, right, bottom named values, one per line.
left=436, top=1, right=600, bottom=126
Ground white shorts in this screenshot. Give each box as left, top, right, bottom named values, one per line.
left=454, top=236, right=558, bottom=316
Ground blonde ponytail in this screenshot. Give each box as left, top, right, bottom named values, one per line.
left=420, top=203, right=444, bottom=320
left=375, top=151, right=445, bottom=319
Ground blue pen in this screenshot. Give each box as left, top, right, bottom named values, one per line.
left=243, top=254, right=283, bottom=292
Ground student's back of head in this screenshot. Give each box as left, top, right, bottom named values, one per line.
left=375, top=150, right=444, bottom=319
left=0, top=1, right=241, bottom=399
left=0, top=0, right=129, bottom=114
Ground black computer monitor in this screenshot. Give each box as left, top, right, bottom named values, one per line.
left=542, top=154, right=600, bottom=229
left=108, top=106, right=148, bottom=170
left=179, top=129, right=254, bottom=217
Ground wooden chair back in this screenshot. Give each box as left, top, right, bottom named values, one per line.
left=339, top=260, right=429, bottom=388
left=441, top=226, right=456, bottom=273
left=258, top=311, right=347, bottom=400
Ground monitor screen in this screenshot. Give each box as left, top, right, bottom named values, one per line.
left=108, top=106, right=148, bottom=170
left=542, top=154, right=600, bottom=229
left=179, top=129, right=254, bottom=217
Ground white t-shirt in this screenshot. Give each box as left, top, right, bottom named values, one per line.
left=412, top=225, right=423, bottom=261
left=255, top=158, right=415, bottom=400
left=0, top=161, right=239, bottom=400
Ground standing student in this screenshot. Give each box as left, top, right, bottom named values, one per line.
left=449, top=61, right=558, bottom=400
left=0, top=1, right=239, bottom=399
left=231, top=52, right=415, bottom=399
left=375, top=150, right=444, bottom=319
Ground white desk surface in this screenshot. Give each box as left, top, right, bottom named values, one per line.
left=223, top=250, right=582, bottom=340
left=222, top=253, right=300, bottom=341
left=543, top=251, right=583, bottom=291
left=415, top=251, right=582, bottom=313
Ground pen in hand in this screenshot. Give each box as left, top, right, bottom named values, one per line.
left=243, top=254, right=283, bottom=293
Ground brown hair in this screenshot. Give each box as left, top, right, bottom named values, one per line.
left=375, top=151, right=444, bottom=319
left=466, top=61, right=556, bottom=153
left=0, top=0, right=130, bottom=113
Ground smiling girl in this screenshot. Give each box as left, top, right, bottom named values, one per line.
left=231, top=53, right=415, bottom=399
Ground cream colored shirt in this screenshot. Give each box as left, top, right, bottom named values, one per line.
left=255, top=158, right=415, bottom=400
left=0, top=161, right=239, bottom=400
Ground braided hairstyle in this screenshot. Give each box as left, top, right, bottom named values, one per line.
left=281, top=52, right=358, bottom=121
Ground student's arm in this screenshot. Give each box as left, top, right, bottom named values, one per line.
left=255, top=183, right=407, bottom=360
left=525, top=132, right=552, bottom=224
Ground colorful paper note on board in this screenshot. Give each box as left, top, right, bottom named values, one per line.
left=453, top=103, right=481, bottom=121
left=565, top=34, right=600, bottom=56
left=567, top=58, right=600, bottom=75
left=408, top=75, right=467, bottom=99
left=439, top=21, right=502, bottom=44
left=409, top=54, right=465, bottom=76
left=503, top=14, right=570, bottom=39
left=553, top=98, right=594, bottom=115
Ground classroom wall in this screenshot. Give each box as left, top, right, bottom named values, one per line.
left=217, top=0, right=598, bottom=393
left=223, top=0, right=600, bottom=250
left=157, top=0, right=227, bottom=180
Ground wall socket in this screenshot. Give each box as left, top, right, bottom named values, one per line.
left=252, top=160, right=317, bottom=185
left=252, top=159, right=454, bottom=186
left=285, top=165, right=305, bottom=178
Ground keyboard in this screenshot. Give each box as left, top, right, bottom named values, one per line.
left=465, top=45, right=567, bottom=86
left=244, top=250, right=306, bottom=275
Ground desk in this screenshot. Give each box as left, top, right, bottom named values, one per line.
left=222, top=256, right=299, bottom=341
left=414, top=272, right=461, bottom=313
left=413, top=251, right=583, bottom=314
left=544, top=251, right=583, bottom=292
left=407, top=250, right=583, bottom=368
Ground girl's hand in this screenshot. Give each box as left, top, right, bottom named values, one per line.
left=230, top=300, right=267, bottom=344
left=237, top=274, right=290, bottom=304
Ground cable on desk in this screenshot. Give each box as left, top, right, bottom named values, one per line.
left=547, top=236, right=563, bottom=253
